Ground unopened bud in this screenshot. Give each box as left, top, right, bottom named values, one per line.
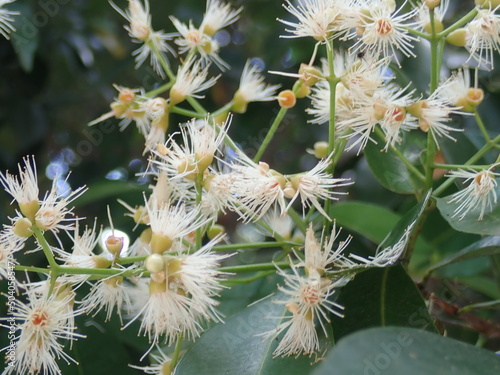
left=207, top=224, right=225, bottom=239
left=425, top=0, right=441, bottom=10
left=446, top=29, right=467, bottom=47
left=277, top=90, right=296, bottom=109
left=145, top=254, right=165, bottom=274
left=423, top=19, right=444, bottom=34
left=13, top=217, right=33, bottom=238
left=19, top=200, right=39, bottom=221
left=312, top=141, right=329, bottom=159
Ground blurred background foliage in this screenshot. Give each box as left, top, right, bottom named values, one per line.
left=1, top=0, right=500, bottom=372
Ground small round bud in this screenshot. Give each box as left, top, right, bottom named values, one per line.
left=283, top=186, right=296, bottom=199
left=425, top=0, right=441, bottom=10
left=475, top=0, right=500, bottom=8
left=446, top=29, right=467, bottom=47
left=299, top=64, right=322, bottom=86
left=293, top=81, right=311, bottom=98
left=145, top=254, right=165, bottom=274
left=150, top=233, right=173, bottom=254
left=19, top=200, right=39, bottom=221
left=312, top=141, right=329, bottom=159
left=423, top=19, right=444, bottom=34
left=277, top=90, right=297, bottom=109
left=106, top=235, right=124, bottom=256
left=207, top=224, right=225, bottom=240
left=13, top=217, right=33, bottom=238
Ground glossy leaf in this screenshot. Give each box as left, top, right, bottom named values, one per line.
left=436, top=186, right=500, bottom=235
left=175, top=293, right=329, bottom=375
left=426, top=236, right=500, bottom=274
left=9, top=2, right=39, bottom=72
left=312, top=327, right=500, bottom=375
left=364, top=129, right=426, bottom=194
left=330, top=265, right=437, bottom=341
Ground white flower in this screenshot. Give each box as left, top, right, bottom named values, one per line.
left=80, top=276, right=132, bottom=322
left=259, top=207, right=295, bottom=240
left=278, top=0, right=356, bottom=42
left=111, top=0, right=175, bottom=77
left=266, top=267, right=346, bottom=357
left=200, top=0, right=242, bottom=36
left=286, top=157, right=352, bottom=219
left=301, top=223, right=356, bottom=275
left=129, top=346, right=171, bottom=374
left=350, top=220, right=415, bottom=267
left=352, top=2, right=420, bottom=66
left=170, top=16, right=228, bottom=70
left=125, top=278, right=202, bottom=347
left=34, top=182, right=86, bottom=234
left=230, top=158, right=287, bottom=222
left=234, top=60, right=280, bottom=105
left=169, top=236, right=230, bottom=322
left=2, top=286, right=82, bottom=375
left=465, top=7, right=500, bottom=70
left=446, top=165, right=499, bottom=220
left=414, top=90, right=465, bottom=146
left=0, top=0, right=18, bottom=40
left=0, top=156, right=39, bottom=217
left=169, top=58, right=220, bottom=105
left=0, top=232, right=21, bottom=281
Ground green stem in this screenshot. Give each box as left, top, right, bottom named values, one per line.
left=211, top=241, right=301, bottom=252
left=187, top=96, right=207, bottom=115
left=287, top=207, right=308, bottom=234
left=195, top=173, right=203, bottom=250
left=253, top=107, right=288, bottom=162
left=438, top=8, right=478, bottom=39
left=149, top=40, right=175, bottom=81
left=374, top=127, right=426, bottom=182
left=15, top=265, right=51, bottom=274
left=326, top=40, right=338, bottom=160
left=220, top=262, right=291, bottom=273
left=32, top=227, right=58, bottom=270
left=170, top=333, right=184, bottom=374
left=222, top=270, right=276, bottom=286
left=403, top=26, right=429, bottom=40
left=145, top=81, right=175, bottom=98
left=432, top=163, right=491, bottom=170
left=170, top=106, right=205, bottom=118
left=212, top=101, right=234, bottom=118
left=475, top=110, right=491, bottom=143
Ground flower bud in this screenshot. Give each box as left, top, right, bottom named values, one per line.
left=299, top=64, right=322, bottom=87
left=13, top=217, right=33, bottom=238
left=207, top=224, right=225, bottom=239
left=446, top=29, right=467, bottom=47
left=277, top=90, right=296, bottom=109
left=145, top=254, right=165, bottom=274
left=293, top=81, right=311, bottom=98
left=425, top=0, right=441, bottom=10
left=423, top=19, right=444, bottom=34
left=19, top=200, right=39, bottom=221
left=312, top=141, right=329, bottom=159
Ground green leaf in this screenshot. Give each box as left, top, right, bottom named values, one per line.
left=426, top=236, right=500, bottom=274
left=456, top=276, right=500, bottom=300
left=312, top=327, right=500, bottom=375
left=364, top=129, right=426, bottom=194
left=175, top=293, right=328, bottom=375
left=9, top=2, right=39, bottom=72
left=74, top=181, right=145, bottom=207
left=330, top=265, right=437, bottom=341
left=332, top=202, right=400, bottom=244
left=436, top=186, right=500, bottom=235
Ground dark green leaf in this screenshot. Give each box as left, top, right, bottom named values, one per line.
left=312, top=327, right=500, bottom=375
left=427, top=236, right=500, bottom=274
left=436, top=186, right=500, bottom=235
left=364, top=129, right=426, bottom=194
left=175, top=293, right=328, bottom=375
left=331, top=265, right=437, bottom=341
left=9, top=2, right=39, bottom=72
